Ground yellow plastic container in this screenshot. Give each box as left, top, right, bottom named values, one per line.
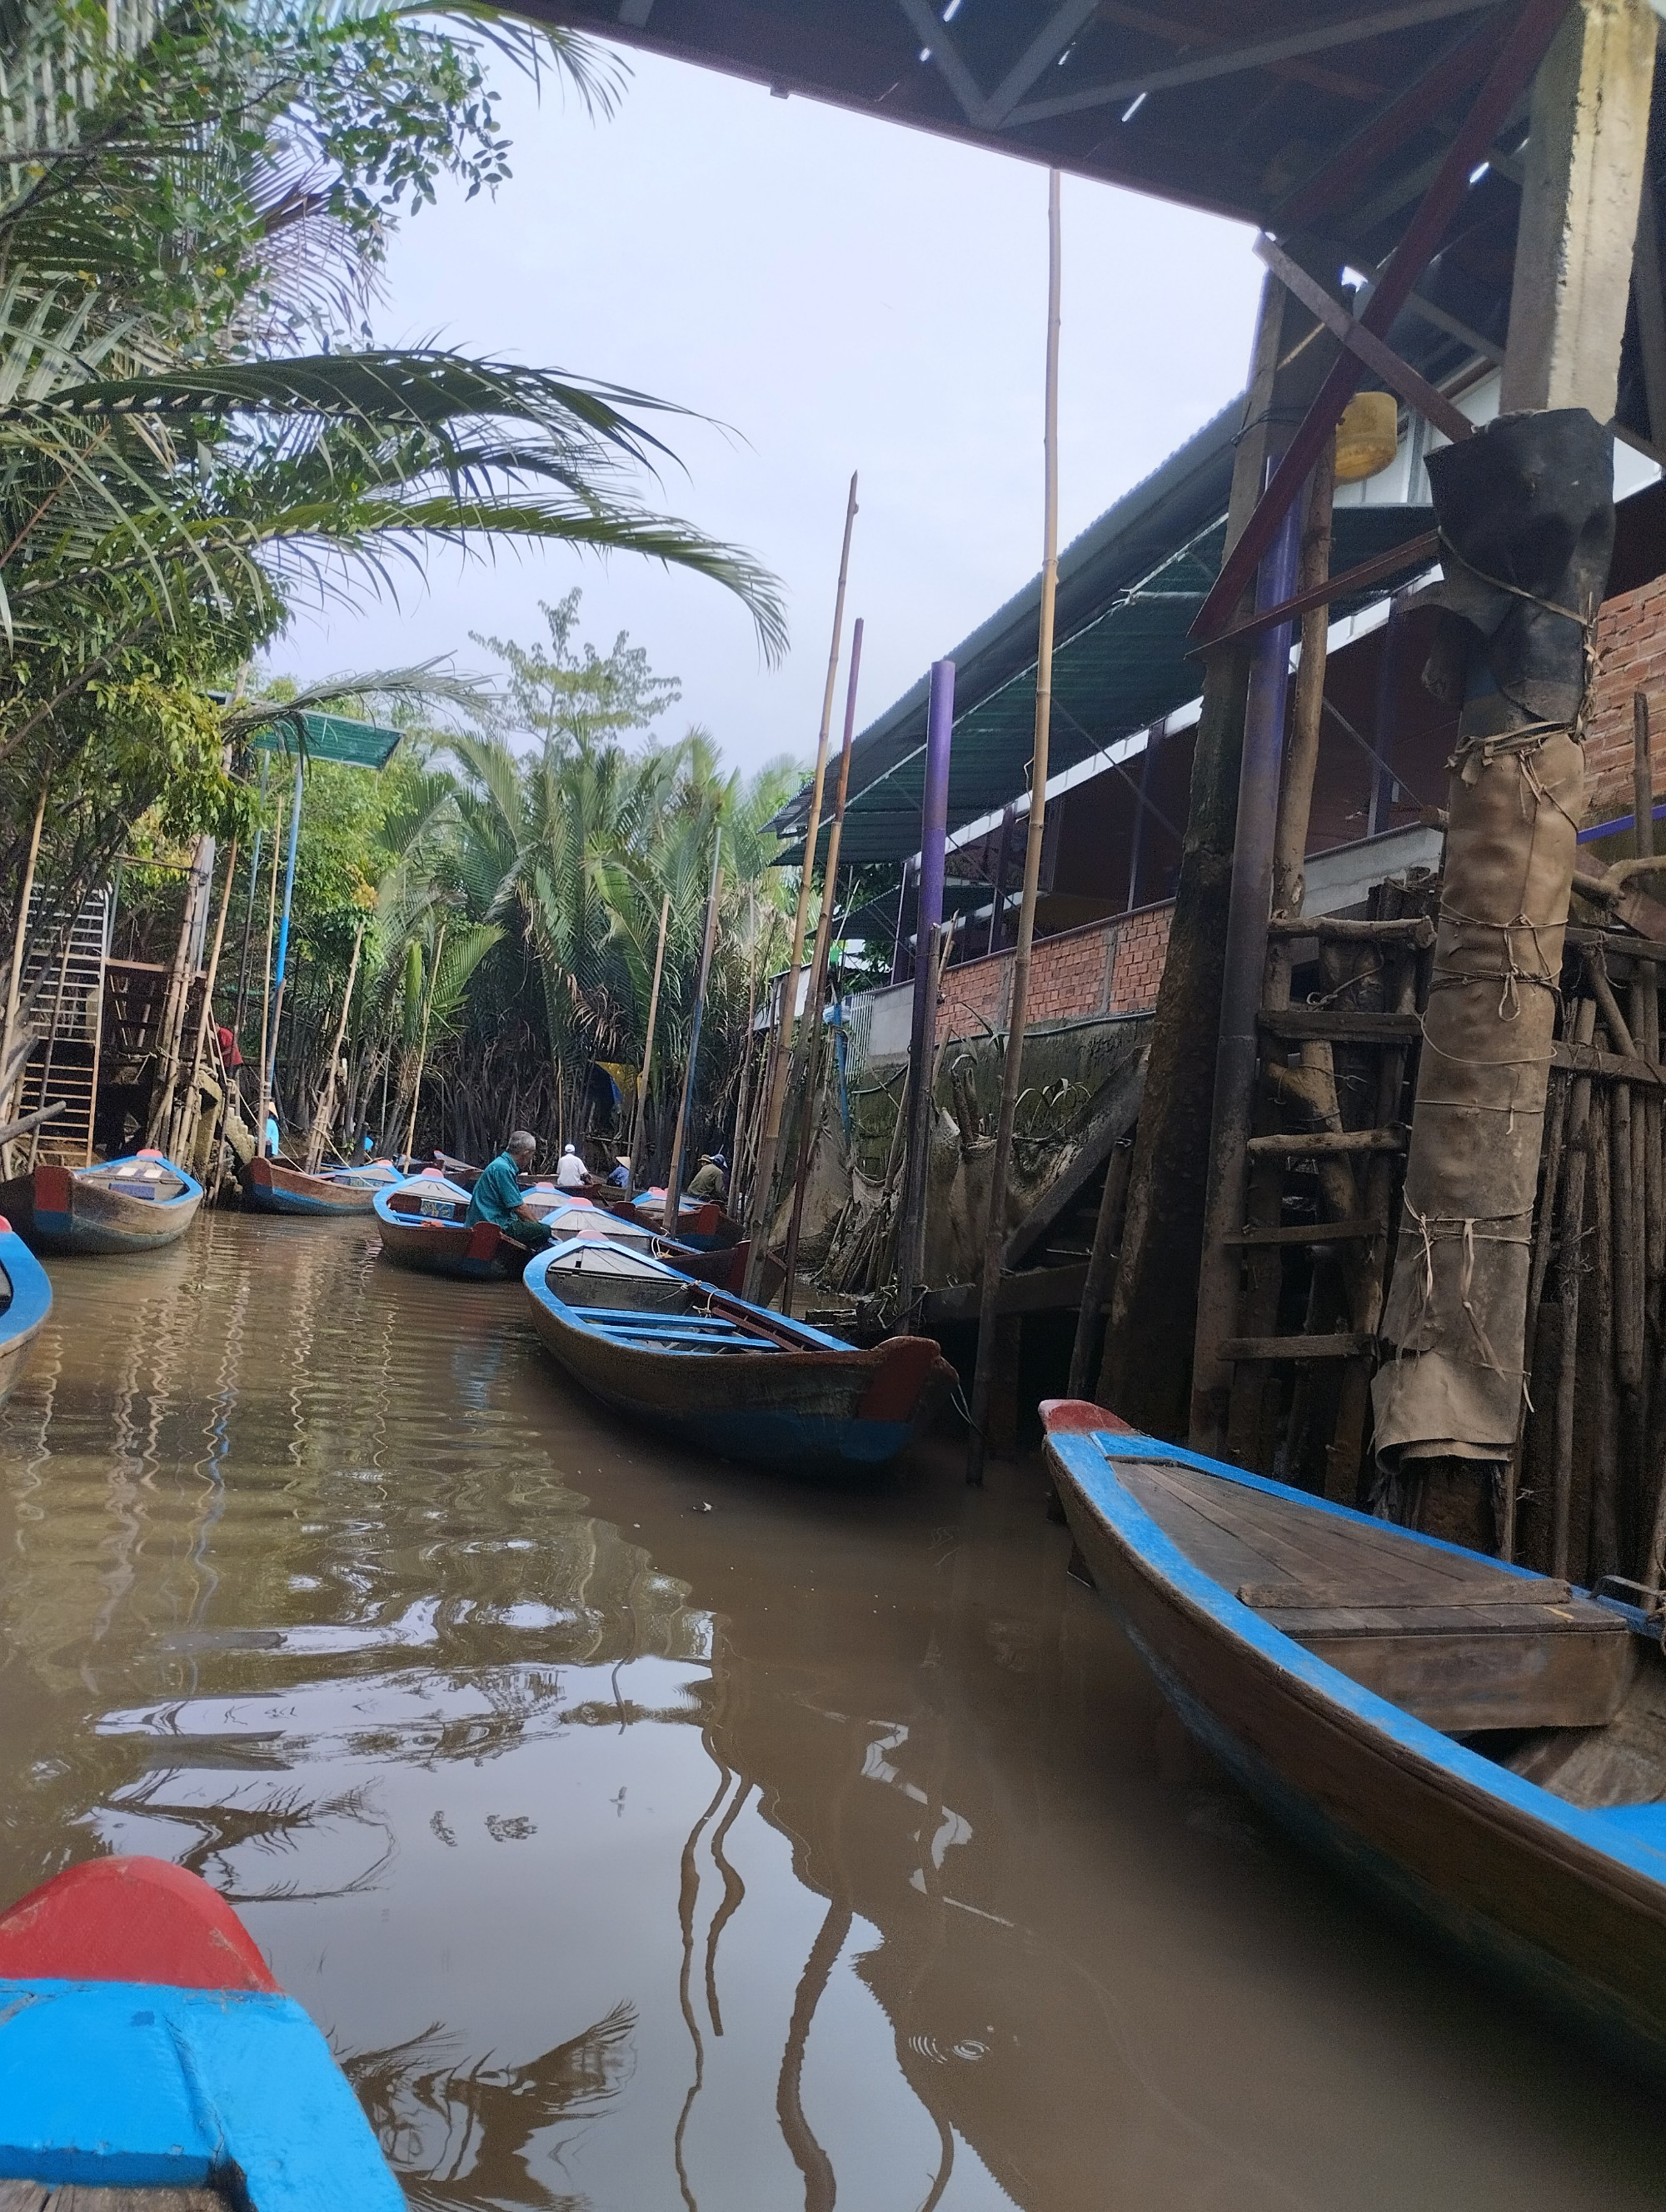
left=1334, top=391, right=1399, bottom=483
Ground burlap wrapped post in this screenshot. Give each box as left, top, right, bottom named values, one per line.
left=1373, top=410, right=1615, bottom=1489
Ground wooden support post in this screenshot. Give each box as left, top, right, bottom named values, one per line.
left=744, top=476, right=858, bottom=1298
left=1067, top=1143, right=1130, bottom=1400
left=782, top=619, right=864, bottom=1314
left=176, top=836, right=238, bottom=1173
left=666, top=832, right=722, bottom=1228
left=0, top=777, right=47, bottom=1173
left=304, top=916, right=364, bottom=1173
left=967, top=170, right=1062, bottom=1486
left=145, top=833, right=215, bottom=1148
left=1634, top=179, right=1666, bottom=449
left=256, top=790, right=286, bottom=1137
left=1554, top=999, right=1599, bottom=1579
left=402, top=922, right=446, bottom=1168
left=628, top=893, right=671, bottom=1193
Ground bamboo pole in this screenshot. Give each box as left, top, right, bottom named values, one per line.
left=666, top=833, right=723, bottom=1226
left=256, top=789, right=287, bottom=1137
left=966, top=169, right=1063, bottom=1484
left=175, top=836, right=238, bottom=1172
left=402, top=922, right=446, bottom=1168
left=305, top=917, right=365, bottom=1173
left=146, top=834, right=215, bottom=1147
left=627, top=893, right=671, bottom=1193
left=1553, top=996, right=1599, bottom=1578
left=781, top=619, right=865, bottom=1315
left=0, top=776, right=48, bottom=1173
left=743, top=474, right=858, bottom=1298
left=728, top=892, right=761, bottom=1188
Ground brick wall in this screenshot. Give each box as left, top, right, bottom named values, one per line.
left=934, top=902, right=1173, bottom=1046
left=1586, top=575, right=1666, bottom=825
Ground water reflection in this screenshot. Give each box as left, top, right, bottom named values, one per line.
left=0, top=1215, right=1662, bottom=2210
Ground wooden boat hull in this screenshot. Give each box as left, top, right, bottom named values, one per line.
left=243, top=1157, right=390, bottom=1215
left=0, top=1855, right=402, bottom=2207
left=523, top=1248, right=950, bottom=1471
left=0, top=1158, right=202, bottom=1255
left=1042, top=1401, right=1666, bottom=2067
left=0, top=1225, right=50, bottom=1410
left=376, top=1209, right=529, bottom=1280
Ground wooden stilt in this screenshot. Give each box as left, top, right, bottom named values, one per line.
left=666, top=834, right=722, bottom=1225
left=175, top=837, right=238, bottom=1173
left=781, top=620, right=864, bottom=1316
left=305, top=917, right=365, bottom=1173
left=627, top=892, right=671, bottom=1192
left=743, top=476, right=858, bottom=1298
left=256, top=792, right=286, bottom=1128
left=967, top=170, right=1062, bottom=1486
left=402, top=922, right=446, bottom=1168
left=1553, top=998, right=1599, bottom=1579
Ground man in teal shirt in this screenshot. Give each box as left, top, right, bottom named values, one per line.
left=466, top=1130, right=552, bottom=1249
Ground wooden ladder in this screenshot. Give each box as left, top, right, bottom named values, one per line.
left=1216, top=879, right=1436, bottom=1502
left=15, top=887, right=110, bottom=1168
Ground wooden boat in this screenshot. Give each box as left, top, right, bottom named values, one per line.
left=522, top=1238, right=952, bottom=1470
left=0, top=1854, right=402, bottom=2207
left=243, top=1156, right=401, bottom=1216
left=372, top=1170, right=530, bottom=1280
left=0, top=1220, right=50, bottom=1409
left=628, top=1185, right=739, bottom=1247
left=521, top=1188, right=751, bottom=1292
left=0, top=1151, right=202, bottom=1255
left=1042, top=1397, right=1666, bottom=2064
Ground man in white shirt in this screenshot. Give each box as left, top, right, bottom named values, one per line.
left=553, top=1143, right=591, bottom=1192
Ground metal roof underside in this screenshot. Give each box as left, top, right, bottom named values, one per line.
left=532, top=0, right=1529, bottom=242
left=770, top=391, right=1433, bottom=867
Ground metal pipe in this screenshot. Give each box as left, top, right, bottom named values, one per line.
left=895, top=659, right=956, bottom=1314
left=1188, top=480, right=1307, bottom=1453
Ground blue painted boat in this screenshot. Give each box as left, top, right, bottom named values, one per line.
left=522, top=1238, right=952, bottom=1471
left=0, top=1220, right=50, bottom=1409
left=244, top=1155, right=401, bottom=1216
left=373, top=1170, right=527, bottom=1279
left=0, top=1151, right=203, bottom=1254
left=1041, top=1398, right=1666, bottom=2064
left=0, top=1855, right=402, bottom=2207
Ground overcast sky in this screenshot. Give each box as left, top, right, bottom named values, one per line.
left=276, top=42, right=1266, bottom=774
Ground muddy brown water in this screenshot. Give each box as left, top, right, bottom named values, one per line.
left=0, top=1213, right=1660, bottom=2210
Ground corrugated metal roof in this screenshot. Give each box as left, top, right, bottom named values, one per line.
left=773, top=401, right=1434, bottom=866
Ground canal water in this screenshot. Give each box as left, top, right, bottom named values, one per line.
left=0, top=1213, right=1659, bottom=2210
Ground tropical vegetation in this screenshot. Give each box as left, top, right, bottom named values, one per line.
left=0, top=0, right=795, bottom=1171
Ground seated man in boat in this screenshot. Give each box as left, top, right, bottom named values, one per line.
left=686, top=1151, right=727, bottom=1204
left=466, top=1131, right=554, bottom=1250
left=553, top=1143, right=591, bottom=1193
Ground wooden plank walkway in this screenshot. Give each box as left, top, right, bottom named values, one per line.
left=0, top=2185, right=227, bottom=2210
left=1120, top=1457, right=1635, bottom=1733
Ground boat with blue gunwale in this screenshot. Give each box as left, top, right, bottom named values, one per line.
left=374, top=1172, right=752, bottom=1288
left=1042, top=1397, right=1666, bottom=2065
left=0, top=1151, right=202, bottom=1255
left=0, top=1854, right=402, bottom=2208
left=0, top=1219, right=50, bottom=1408
left=243, top=1155, right=401, bottom=1216
left=522, top=1238, right=952, bottom=1471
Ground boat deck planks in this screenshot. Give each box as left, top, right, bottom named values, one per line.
left=0, top=2185, right=228, bottom=2209
left=1119, top=1457, right=1633, bottom=1732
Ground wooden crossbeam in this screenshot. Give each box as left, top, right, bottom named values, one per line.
left=1196, top=531, right=1440, bottom=655
left=1190, top=0, right=1572, bottom=647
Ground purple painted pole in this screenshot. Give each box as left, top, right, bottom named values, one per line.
left=1189, top=485, right=1308, bottom=1450
left=896, top=660, right=955, bottom=1310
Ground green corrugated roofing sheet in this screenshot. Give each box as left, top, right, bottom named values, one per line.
left=253, top=710, right=402, bottom=769
left=774, top=400, right=1434, bottom=868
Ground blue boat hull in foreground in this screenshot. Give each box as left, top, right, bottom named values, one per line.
left=0, top=1856, right=401, bottom=2208
left=1042, top=1399, right=1666, bottom=2069
left=0, top=1223, right=50, bottom=1408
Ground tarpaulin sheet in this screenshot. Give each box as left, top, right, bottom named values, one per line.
left=1374, top=408, right=1614, bottom=1467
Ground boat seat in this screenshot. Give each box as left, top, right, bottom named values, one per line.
left=1117, top=1456, right=1636, bottom=1734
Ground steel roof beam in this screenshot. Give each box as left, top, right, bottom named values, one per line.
left=1002, top=0, right=1500, bottom=128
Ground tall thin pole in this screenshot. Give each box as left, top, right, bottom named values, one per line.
left=305, top=916, right=365, bottom=1172
left=666, top=831, right=722, bottom=1225
left=232, top=752, right=271, bottom=1047
left=261, top=757, right=305, bottom=1118
left=966, top=169, right=1063, bottom=1484
left=894, top=660, right=956, bottom=1314
left=0, top=775, right=48, bottom=1152
left=402, top=921, right=446, bottom=1167
left=743, top=474, right=859, bottom=1297
left=256, top=788, right=286, bottom=1132
left=628, top=892, right=671, bottom=1192
left=781, top=618, right=864, bottom=1314
left=175, top=836, right=238, bottom=1173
